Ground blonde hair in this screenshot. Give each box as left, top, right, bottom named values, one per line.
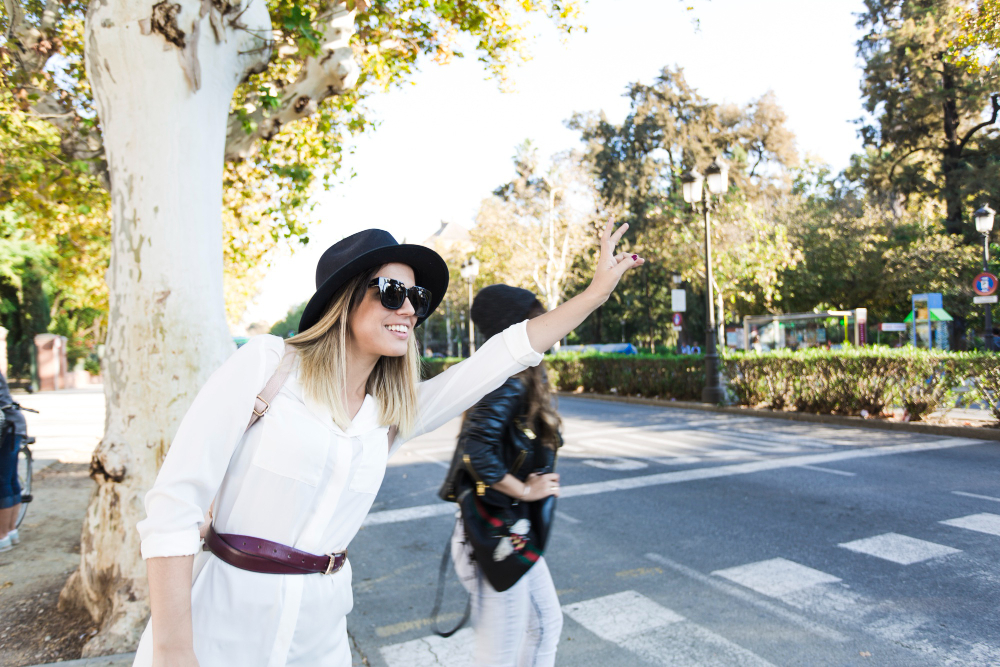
left=287, top=267, right=421, bottom=437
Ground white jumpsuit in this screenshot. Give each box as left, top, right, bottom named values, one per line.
left=133, top=322, right=543, bottom=666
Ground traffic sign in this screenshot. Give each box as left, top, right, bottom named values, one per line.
left=974, top=272, right=998, bottom=296
left=671, top=289, right=686, bottom=313
left=672, top=313, right=683, bottom=327
left=879, top=323, right=906, bottom=332
left=974, top=295, right=998, bottom=304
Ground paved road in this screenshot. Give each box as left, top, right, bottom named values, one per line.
left=348, top=397, right=1000, bottom=667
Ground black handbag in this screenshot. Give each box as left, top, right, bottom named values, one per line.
left=456, top=415, right=558, bottom=592
left=457, top=486, right=555, bottom=592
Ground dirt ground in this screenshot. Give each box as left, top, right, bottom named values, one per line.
left=0, top=463, right=100, bottom=667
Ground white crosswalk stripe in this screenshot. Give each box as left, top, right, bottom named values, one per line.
left=379, top=590, right=776, bottom=667
left=563, top=590, right=776, bottom=667
left=709, top=553, right=1000, bottom=665
left=380, top=628, right=474, bottom=667
left=838, top=532, right=961, bottom=565
left=940, top=512, right=1000, bottom=537
left=712, top=558, right=841, bottom=597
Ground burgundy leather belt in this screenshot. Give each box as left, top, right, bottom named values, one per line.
left=204, top=525, right=347, bottom=576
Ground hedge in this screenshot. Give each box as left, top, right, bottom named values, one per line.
left=423, top=348, right=1000, bottom=421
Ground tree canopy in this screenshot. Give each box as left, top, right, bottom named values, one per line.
left=0, top=0, right=584, bottom=371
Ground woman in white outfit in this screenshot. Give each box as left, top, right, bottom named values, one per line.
left=134, top=225, right=643, bottom=667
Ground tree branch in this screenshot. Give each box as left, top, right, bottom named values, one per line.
left=224, top=2, right=358, bottom=162
left=958, top=93, right=1000, bottom=155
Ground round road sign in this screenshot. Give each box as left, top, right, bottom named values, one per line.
left=974, top=272, right=998, bottom=296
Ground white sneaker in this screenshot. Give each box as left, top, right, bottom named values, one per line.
left=0, top=534, right=11, bottom=553
left=8, top=529, right=19, bottom=545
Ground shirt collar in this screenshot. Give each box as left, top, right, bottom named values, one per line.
left=285, top=363, right=382, bottom=436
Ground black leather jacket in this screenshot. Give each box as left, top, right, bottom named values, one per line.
left=439, top=376, right=558, bottom=505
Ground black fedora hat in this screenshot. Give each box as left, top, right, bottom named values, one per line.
left=298, top=229, right=449, bottom=333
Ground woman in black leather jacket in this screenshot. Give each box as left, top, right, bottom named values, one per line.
left=439, top=285, right=564, bottom=667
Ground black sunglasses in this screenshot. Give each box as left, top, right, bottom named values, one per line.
left=368, top=278, right=432, bottom=318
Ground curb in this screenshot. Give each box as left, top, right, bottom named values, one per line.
left=557, top=392, right=1000, bottom=442
left=25, top=654, right=135, bottom=667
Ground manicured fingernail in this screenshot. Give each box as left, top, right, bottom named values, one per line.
left=632, top=254, right=638, bottom=260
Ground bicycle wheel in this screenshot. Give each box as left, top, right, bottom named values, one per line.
left=16, top=443, right=31, bottom=528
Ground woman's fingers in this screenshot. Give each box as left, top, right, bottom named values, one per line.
left=609, top=222, right=629, bottom=247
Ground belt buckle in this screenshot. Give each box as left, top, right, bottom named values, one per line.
left=324, top=549, right=347, bottom=575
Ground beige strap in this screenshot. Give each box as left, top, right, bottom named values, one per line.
left=245, top=347, right=296, bottom=432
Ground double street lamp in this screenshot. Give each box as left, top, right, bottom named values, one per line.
left=460, top=256, right=480, bottom=355
left=681, top=157, right=728, bottom=404
left=974, top=204, right=996, bottom=351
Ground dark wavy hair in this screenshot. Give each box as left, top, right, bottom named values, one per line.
left=515, top=302, right=562, bottom=450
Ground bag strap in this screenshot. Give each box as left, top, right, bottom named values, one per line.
left=205, top=343, right=295, bottom=531
left=430, top=535, right=471, bottom=638
left=245, top=347, right=296, bottom=433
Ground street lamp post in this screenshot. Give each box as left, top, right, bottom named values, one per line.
left=974, top=204, right=996, bottom=351
left=682, top=157, right=728, bottom=404
left=460, top=257, right=480, bottom=355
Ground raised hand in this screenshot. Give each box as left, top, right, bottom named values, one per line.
left=586, top=221, right=645, bottom=302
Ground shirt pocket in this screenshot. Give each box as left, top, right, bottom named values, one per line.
left=349, top=431, right=388, bottom=494
left=251, top=415, right=329, bottom=487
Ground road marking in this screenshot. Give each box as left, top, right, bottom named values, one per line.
left=379, top=627, right=474, bottom=667
left=952, top=491, right=1000, bottom=503
left=365, top=438, right=983, bottom=526
left=581, top=457, right=648, bottom=471
left=555, top=510, right=581, bottom=524
left=645, top=553, right=847, bottom=642
left=376, top=612, right=464, bottom=638
left=940, top=512, right=1000, bottom=537
left=713, top=558, right=842, bottom=598
left=838, top=533, right=961, bottom=565
left=797, top=464, right=856, bottom=477
left=563, top=590, right=776, bottom=667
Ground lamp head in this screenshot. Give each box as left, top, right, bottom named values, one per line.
left=680, top=169, right=703, bottom=204
left=974, top=204, right=995, bottom=234
left=705, top=157, right=728, bottom=195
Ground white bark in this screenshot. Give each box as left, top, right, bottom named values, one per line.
left=224, top=4, right=358, bottom=161
left=60, top=0, right=272, bottom=655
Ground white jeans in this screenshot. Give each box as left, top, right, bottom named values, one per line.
left=451, top=519, right=563, bottom=667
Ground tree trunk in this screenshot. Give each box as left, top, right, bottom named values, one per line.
left=59, top=1, right=272, bottom=655
left=941, top=60, right=964, bottom=236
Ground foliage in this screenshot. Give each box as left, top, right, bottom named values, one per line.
left=1, top=0, right=586, bottom=334
left=948, top=0, right=1000, bottom=73
left=269, top=301, right=307, bottom=338
left=779, top=190, right=981, bottom=323
left=725, top=347, right=991, bottom=420
left=545, top=352, right=705, bottom=401
left=567, top=67, right=802, bottom=350
left=855, top=0, right=1000, bottom=237
left=472, top=141, right=597, bottom=312
left=0, top=234, right=55, bottom=378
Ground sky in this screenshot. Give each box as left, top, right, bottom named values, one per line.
left=239, top=0, right=868, bottom=328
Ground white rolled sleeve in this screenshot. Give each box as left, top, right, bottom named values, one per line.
left=137, top=335, right=281, bottom=559
left=398, top=320, right=543, bottom=454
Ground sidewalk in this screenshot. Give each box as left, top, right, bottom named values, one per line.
left=15, top=387, right=105, bottom=466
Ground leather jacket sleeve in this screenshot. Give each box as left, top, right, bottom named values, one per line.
left=460, top=377, right=525, bottom=486
left=438, top=377, right=526, bottom=502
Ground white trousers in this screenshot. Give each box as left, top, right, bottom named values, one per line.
left=451, top=519, right=563, bottom=667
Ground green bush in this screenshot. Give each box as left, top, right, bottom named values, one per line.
left=723, top=348, right=992, bottom=419
left=546, top=352, right=705, bottom=401
left=421, top=348, right=1000, bottom=421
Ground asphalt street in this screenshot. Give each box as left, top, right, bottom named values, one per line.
left=347, top=397, right=1000, bottom=667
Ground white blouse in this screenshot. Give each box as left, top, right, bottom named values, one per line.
left=133, top=321, right=543, bottom=667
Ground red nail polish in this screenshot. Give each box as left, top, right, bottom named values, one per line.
left=632, top=254, right=638, bottom=260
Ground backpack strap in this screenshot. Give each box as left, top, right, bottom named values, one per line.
left=246, top=346, right=296, bottom=433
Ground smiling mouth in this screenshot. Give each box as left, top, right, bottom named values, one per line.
left=385, top=324, right=409, bottom=336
